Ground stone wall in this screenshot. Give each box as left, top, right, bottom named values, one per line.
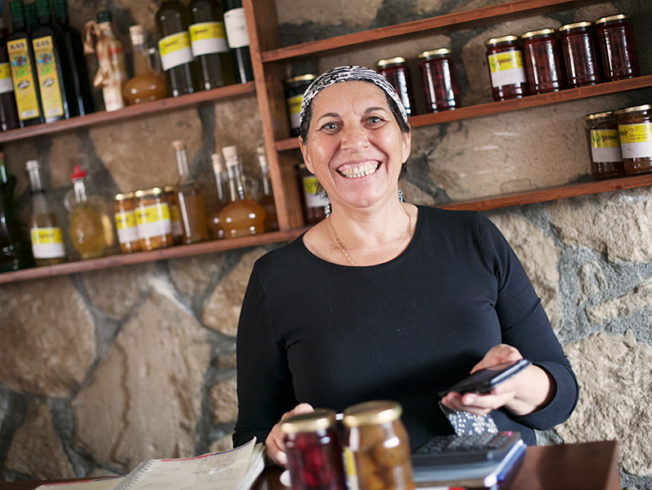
left=0, top=0, right=651, bottom=488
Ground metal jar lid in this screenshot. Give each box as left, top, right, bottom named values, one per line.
left=134, top=187, right=164, bottom=199
left=485, top=35, right=519, bottom=46
left=583, top=111, right=614, bottom=121
left=613, top=104, right=652, bottom=115
left=342, top=400, right=402, bottom=427
left=595, top=14, right=629, bottom=25
left=376, top=56, right=407, bottom=68
left=418, top=48, right=451, bottom=59
left=280, top=408, right=336, bottom=434
left=521, top=28, right=556, bottom=39
left=114, top=191, right=135, bottom=201
left=559, top=21, right=593, bottom=32
left=285, top=74, right=316, bottom=85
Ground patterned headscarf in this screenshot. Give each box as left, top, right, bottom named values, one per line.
left=299, top=65, right=409, bottom=129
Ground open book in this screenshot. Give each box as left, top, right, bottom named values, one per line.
left=36, top=438, right=264, bottom=490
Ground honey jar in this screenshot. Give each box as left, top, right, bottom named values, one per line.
left=376, top=57, right=415, bottom=116
left=583, top=111, right=624, bottom=180
left=418, top=48, right=460, bottom=112
left=134, top=187, right=174, bottom=251
left=521, top=28, right=564, bottom=94
left=285, top=74, right=316, bottom=137
left=485, top=35, right=527, bottom=101
left=114, top=191, right=141, bottom=253
left=615, top=104, right=652, bottom=175
left=595, top=14, right=639, bottom=81
left=559, top=22, right=600, bottom=88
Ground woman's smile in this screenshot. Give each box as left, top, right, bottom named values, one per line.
left=336, top=160, right=381, bottom=179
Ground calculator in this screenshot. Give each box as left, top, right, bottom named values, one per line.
left=411, top=431, right=522, bottom=466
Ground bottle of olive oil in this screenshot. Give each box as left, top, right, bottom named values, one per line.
left=0, top=2, right=20, bottom=131
left=7, top=0, right=44, bottom=127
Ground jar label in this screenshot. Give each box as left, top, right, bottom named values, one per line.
left=0, top=62, right=14, bottom=94
left=31, top=226, right=65, bottom=259
left=224, top=7, right=250, bottom=49
left=342, top=448, right=359, bottom=490
left=135, top=203, right=172, bottom=239
left=590, top=129, right=622, bottom=163
left=619, top=123, right=652, bottom=159
left=7, top=39, right=41, bottom=121
left=159, top=32, right=194, bottom=71
left=488, top=51, right=526, bottom=88
left=115, top=211, right=139, bottom=244
left=286, top=94, right=303, bottom=130
left=189, top=22, right=229, bottom=56
left=33, top=36, right=64, bottom=119
left=303, top=175, right=330, bottom=208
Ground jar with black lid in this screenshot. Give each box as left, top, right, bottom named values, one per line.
left=521, top=28, right=564, bottom=94
left=559, top=22, right=600, bottom=88
left=595, top=14, right=639, bottom=81
left=583, top=111, right=624, bottom=180
left=615, top=104, right=652, bottom=176
left=285, top=74, right=316, bottom=137
left=376, top=57, right=415, bottom=116
left=419, top=48, right=460, bottom=112
left=485, top=35, right=527, bottom=101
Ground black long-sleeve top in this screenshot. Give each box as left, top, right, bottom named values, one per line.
left=233, top=206, right=578, bottom=449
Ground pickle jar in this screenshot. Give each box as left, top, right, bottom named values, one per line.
left=163, top=185, right=183, bottom=245
left=285, top=74, right=316, bottom=137
left=583, top=111, right=624, bottom=180
left=280, top=409, right=347, bottom=490
left=376, top=57, right=415, bottom=116
left=114, top=192, right=141, bottom=254
left=615, top=104, right=652, bottom=176
left=485, top=35, right=527, bottom=101
left=559, top=22, right=600, bottom=88
left=296, top=163, right=329, bottom=225
left=521, top=28, right=564, bottom=94
left=134, top=187, right=174, bottom=251
left=595, top=14, right=639, bottom=81
left=418, top=48, right=460, bottom=112
left=342, top=400, right=414, bottom=490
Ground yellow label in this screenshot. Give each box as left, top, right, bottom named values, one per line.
left=135, top=203, right=170, bottom=224
left=342, top=448, right=359, bottom=490
left=189, top=22, right=226, bottom=42
left=7, top=39, right=41, bottom=120
left=303, top=175, right=320, bottom=195
left=159, top=32, right=191, bottom=57
left=591, top=129, right=620, bottom=148
left=33, top=36, right=64, bottom=119
left=115, top=211, right=137, bottom=230
left=0, top=63, right=11, bottom=80
left=489, top=51, right=524, bottom=72
left=31, top=227, right=63, bottom=244
left=619, top=123, right=652, bottom=144
left=287, top=94, right=303, bottom=116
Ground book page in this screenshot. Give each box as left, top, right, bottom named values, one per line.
left=35, top=477, right=124, bottom=489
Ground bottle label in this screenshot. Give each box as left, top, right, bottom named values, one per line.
left=488, top=51, right=526, bottom=88
left=159, top=32, right=194, bottom=71
left=7, top=39, right=41, bottom=121
left=115, top=211, right=139, bottom=244
left=590, top=129, right=622, bottom=163
left=189, top=22, right=229, bottom=56
left=224, top=7, right=250, bottom=49
left=135, top=203, right=171, bottom=239
left=31, top=226, right=65, bottom=259
left=286, top=94, right=303, bottom=131
left=303, top=175, right=330, bottom=208
left=619, top=123, right=652, bottom=159
left=33, top=36, right=64, bottom=119
left=0, top=63, right=14, bottom=94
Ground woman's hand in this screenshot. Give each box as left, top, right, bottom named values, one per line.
left=441, top=344, right=554, bottom=416
left=265, top=403, right=314, bottom=466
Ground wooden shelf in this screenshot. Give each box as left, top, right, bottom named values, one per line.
left=0, top=82, right=256, bottom=144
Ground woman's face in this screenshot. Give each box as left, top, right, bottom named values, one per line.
left=299, top=81, right=411, bottom=211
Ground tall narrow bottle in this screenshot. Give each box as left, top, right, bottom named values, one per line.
left=26, top=159, right=66, bottom=266
left=156, top=0, right=200, bottom=97
left=223, top=0, right=253, bottom=83
left=7, top=0, right=44, bottom=127
left=123, top=25, right=168, bottom=105
left=256, top=146, right=278, bottom=231
left=0, top=3, right=20, bottom=131
left=207, top=152, right=228, bottom=239
left=24, top=2, right=39, bottom=32
left=172, top=140, right=209, bottom=244
left=218, top=145, right=265, bottom=238
left=188, top=0, right=236, bottom=90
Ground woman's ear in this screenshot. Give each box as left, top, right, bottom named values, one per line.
left=401, top=129, right=412, bottom=164
left=299, top=138, right=315, bottom=173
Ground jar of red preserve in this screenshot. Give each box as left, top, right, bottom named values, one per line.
left=583, top=111, right=624, bottom=179
left=376, top=56, right=415, bottom=116
left=280, top=408, right=346, bottom=490
left=595, top=14, right=639, bottom=81
left=418, top=48, right=460, bottom=112
left=521, top=28, right=564, bottom=94
left=559, top=22, right=600, bottom=88
left=485, top=35, right=527, bottom=101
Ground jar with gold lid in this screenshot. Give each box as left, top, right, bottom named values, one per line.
left=559, top=22, right=600, bottom=88
left=376, top=57, right=415, bottom=116
left=285, top=74, right=316, bottom=137
left=583, top=111, right=624, bottom=180
left=418, top=48, right=459, bottom=112
left=134, top=187, right=174, bottom=251
left=521, top=28, right=564, bottom=94
left=485, top=35, right=527, bottom=101
left=114, top=191, right=141, bottom=253
left=595, top=14, right=639, bottom=81
left=615, top=104, right=652, bottom=175
left=342, top=400, right=414, bottom=490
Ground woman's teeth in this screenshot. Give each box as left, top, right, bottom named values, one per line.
left=338, top=162, right=379, bottom=178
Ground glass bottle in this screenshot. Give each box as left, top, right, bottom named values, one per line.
left=156, top=0, right=200, bottom=97
left=0, top=2, right=20, bottom=131
left=163, top=185, right=184, bottom=244
left=595, top=14, right=639, bottom=81
left=7, top=0, right=44, bottom=127
left=376, top=56, right=415, bottom=116
left=24, top=2, right=38, bottom=32
left=218, top=145, right=265, bottom=238
left=188, top=0, right=236, bottom=90
left=52, top=0, right=94, bottom=116
left=67, top=165, right=107, bottom=260
left=296, top=163, right=328, bottom=225
left=256, top=146, right=277, bottom=232
left=223, top=0, right=253, bottom=83
left=124, top=25, right=168, bottom=105
left=559, top=22, right=600, bottom=88
left=485, top=35, right=527, bottom=101
left=521, top=28, right=564, bottom=94
left=284, top=74, right=315, bottom=137
left=207, top=152, right=228, bottom=240
left=172, top=140, right=209, bottom=244
left=583, top=111, right=624, bottom=180
left=26, top=159, right=66, bottom=266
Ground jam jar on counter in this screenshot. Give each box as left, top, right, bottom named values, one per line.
left=280, top=408, right=347, bottom=490
left=418, top=48, right=460, bottom=112
left=521, top=28, right=564, bottom=94
left=583, top=111, right=624, bottom=180
left=485, top=35, right=527, bottom=101
left=595, top=14, right=639, bottom=81
left=615, top=104, right=652, bottom=176
left=285, top=74, right=316, bottom=137
left=559, top=22, right=600, bottom=88
left=376, top=57, right=415, bottom=116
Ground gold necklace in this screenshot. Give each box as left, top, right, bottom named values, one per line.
left=327, top=204, right=413, bottom=266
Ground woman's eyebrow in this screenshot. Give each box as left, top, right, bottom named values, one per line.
left=316, top=112, right=340, bottom=122
left=364, top=106, right=389, bottom=113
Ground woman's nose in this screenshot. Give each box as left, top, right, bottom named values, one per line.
left=341, top=124, right=369, bottom=151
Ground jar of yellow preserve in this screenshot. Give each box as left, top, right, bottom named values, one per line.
left=134, top=187, right=173, bottom=250
left=114, top=191, right=141, bottom=253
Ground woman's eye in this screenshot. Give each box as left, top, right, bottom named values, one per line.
left=365, top=116, right=385, bottom=126
left=320, top=121, right=339, bottom=131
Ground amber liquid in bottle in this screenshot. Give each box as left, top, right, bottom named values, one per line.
left=124, top=25, right=168, bottom=105
left=173, top=140, right=209, bottom=244
left=68, top=167, right=107, bottom=260
left=207, top=152, right=228, bottom=239
left=256, top=146, right=278, bottom=231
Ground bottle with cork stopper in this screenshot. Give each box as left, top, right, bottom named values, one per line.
left=172, top=140, right=209, bottom=244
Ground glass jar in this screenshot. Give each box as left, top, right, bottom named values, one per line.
left=418, top=48, right=459, bottom=112
left=595, top=14, right=639, bottom=81
left=280, top=408, right=347, bottom=490
left=163, top=185, right=184, bottom=245
left=296, top=163, right=328, bottom=225
left=376, top=57, right=415, bottom=116
left=114, top=191, right=141, bottom=254
left=485, top=35, right=527, bottom=101
left=134, top=187, right=174, bottom=251
left=285, top=74, right=316, bottom=137
left=559, top=22, right=600, bottom=88
left=342, top=400, right=414, bottom=490
left=521, top=28, right=564, bottom=94
left=583, top=111, right=624, bottom=180
left=615, top=104, right=652, bottom=176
